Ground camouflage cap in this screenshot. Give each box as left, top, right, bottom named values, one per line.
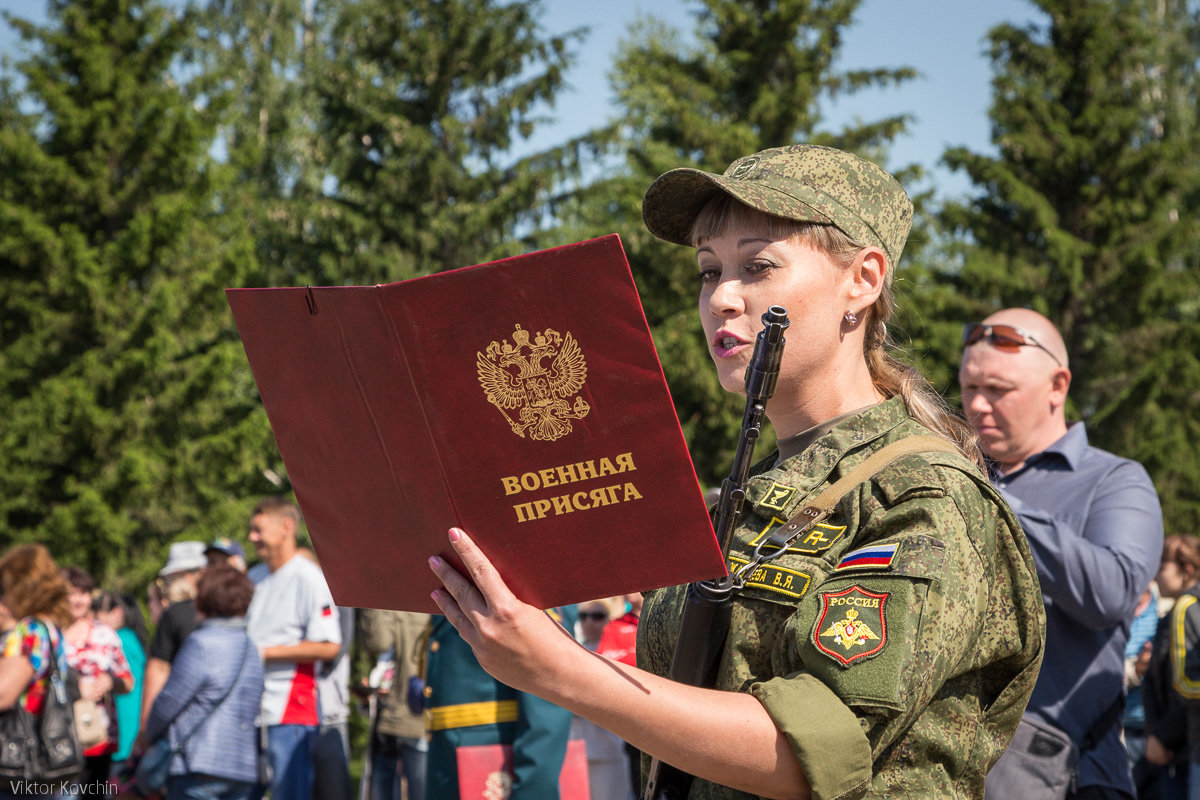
left=641, top=144, right=914, bottom=265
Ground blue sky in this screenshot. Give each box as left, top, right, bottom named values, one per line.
left=0, top=0, right=1040, bottom=197
left=532, top=0, right=1039, bottom=198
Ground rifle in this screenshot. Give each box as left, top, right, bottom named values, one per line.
left=642, top=305, right=789, bottom=800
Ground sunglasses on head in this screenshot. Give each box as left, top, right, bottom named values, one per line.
left=579, top=611, right=609, bottom=622
left=963, top=323, right=1062, bottom=367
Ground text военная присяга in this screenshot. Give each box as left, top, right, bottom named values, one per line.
left=500, top=452, right=642, bottom=523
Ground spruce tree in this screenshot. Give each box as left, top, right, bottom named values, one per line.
left=560, top=0, right=918, bottom=484
left=937, top=0, right=1200, bottom=530
left=310, top=0, right=586, bottom=284
left=0, top=0, right=278, bottom=585
left=188, top=0, right=334, bottom=288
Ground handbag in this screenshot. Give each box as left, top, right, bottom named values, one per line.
left=985, top=694, right=1126, bottom=800
left=135, top=636, right=252, bottom=795
left=985, top=716, right=1077, bottom=800
left=0, top=620, right=84, bottom=782
left=73, top=697, right=107, bottom=750
left=133, top=737, right=175, bottom=794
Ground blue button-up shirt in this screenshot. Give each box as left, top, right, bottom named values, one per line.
left=995, top=422, right=1163, bottom=795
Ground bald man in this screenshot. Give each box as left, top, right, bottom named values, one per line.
left=960, top=309, right=1163, bottom=800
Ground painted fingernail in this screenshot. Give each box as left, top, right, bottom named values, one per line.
left=430, top=590, right=441, bottom=603
left=429, top=556, right=442, bottom=569
left=449, top=528, right=463, bottom=542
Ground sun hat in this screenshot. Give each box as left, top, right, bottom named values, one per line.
left=158, top=540, right=207, bottom=577
left=641, top=144, right=913, bottom=265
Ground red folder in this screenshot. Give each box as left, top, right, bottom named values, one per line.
left=456, top=739, right=590, bottom=800
left=227, top=235, right=724, bottom=612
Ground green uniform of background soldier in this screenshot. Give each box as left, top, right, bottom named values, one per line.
left=428, top=145, right=1046, bottom=800
left=425, top=607, right=578, bottom=799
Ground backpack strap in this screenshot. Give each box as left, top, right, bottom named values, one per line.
left=34, top=619, right=70, bottom=702
left=174, top=634, right=253, bottom=752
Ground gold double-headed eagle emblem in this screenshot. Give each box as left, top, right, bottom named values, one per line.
left=476, top=324, right=591, bottom=442
left=821, top=607, right=880, bottom=651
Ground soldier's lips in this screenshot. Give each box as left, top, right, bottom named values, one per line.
left=712, top=329, right=750, bottom=358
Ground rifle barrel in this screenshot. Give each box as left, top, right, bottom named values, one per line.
left=642, top=307, right=789, bottom=800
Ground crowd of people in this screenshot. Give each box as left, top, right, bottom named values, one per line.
left=0, top=498, right=647, bottom=800
left=0, top=143, right=1191, bottom=800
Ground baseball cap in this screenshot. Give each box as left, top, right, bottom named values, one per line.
left=158, top=540, right=208, bottom=577
left=204, top=537, right=246, bottom=560
left=641, top=144, right=913, bottom=266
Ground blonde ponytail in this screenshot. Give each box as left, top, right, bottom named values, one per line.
left=862, top=280, right=986, bottom=473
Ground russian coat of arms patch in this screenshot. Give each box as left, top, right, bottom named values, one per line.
left=814, top=585, right=889, bottom=666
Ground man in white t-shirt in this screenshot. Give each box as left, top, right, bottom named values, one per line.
left=297, top=546, right=355, bottom=800
left=245, top=497, right=342, bottom=800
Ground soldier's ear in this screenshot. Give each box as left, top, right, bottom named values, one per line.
left=846, top=247, right=887, bottom=308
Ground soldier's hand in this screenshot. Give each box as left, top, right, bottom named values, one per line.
left=428, top=527, right=579, bottom=691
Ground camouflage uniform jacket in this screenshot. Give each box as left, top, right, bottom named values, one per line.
left=639, top=397, right=1045, bottom=800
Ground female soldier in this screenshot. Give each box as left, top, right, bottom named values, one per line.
left=429, top=144, right=1045, bottom=800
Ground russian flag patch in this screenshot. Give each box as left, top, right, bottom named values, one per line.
left=834, top=543, right=898, bottom=571
left=321, top=604, right=333, bottom=617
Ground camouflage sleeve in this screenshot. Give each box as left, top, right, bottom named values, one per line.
left=751, top=462, right=993, bottom=797
left=754, top=672, right=873, bottom=799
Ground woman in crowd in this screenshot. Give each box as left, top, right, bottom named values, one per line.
left=427, top=144, right=1045, bottom=799
left=146, top=581, right=167, bottom=629
left=61, top=566, right=133, bottom=789
left=571, top=598, right=634, bottom=800
left=94, top=591, right=148, bottom=777
left=0, top=544, right=74, bottom=800
left=1125, top=584, right=1164, bottom=796
left=0, top=598, right=13, bottom=640
left=596, top=593, right=642, bottom=798
left=595, top=594, right=640, bottom=668
left=140, top=565, right=263, bottom=800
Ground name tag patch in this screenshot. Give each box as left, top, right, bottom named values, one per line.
left=814, top=585, right=889, bottom=666
left=728, top=555, right=812, bottom=599
left=834, top=543, right=898, bottom=571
